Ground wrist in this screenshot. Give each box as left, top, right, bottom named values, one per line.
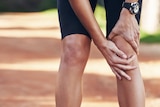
left=121, top=8, right=135, bottom=16
left=122, top=1, right=140, bottom=15
left=93, top=37, right=108, bottom=49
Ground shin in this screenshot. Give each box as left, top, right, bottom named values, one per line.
left=55, top=34, right=91, bottom=107
left=112, top=36, right=145, bottom=107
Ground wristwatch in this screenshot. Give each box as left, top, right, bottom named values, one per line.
left=122, top=2, right=140, bottom=14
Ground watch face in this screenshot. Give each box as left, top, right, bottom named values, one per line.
left=131, top=2, right=140, bottom=14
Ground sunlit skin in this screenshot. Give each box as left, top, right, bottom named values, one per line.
left=112, top=35, right=145, bottom=107
left=68, top=0, right=141, bottom=76
left=56, top=0, right=145, bottom=107
left=55, top=35, right=145, bottom=107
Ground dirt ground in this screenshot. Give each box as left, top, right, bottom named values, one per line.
left=0, top=13, right=160, bottom=107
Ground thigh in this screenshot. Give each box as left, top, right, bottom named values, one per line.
left=57, top=0, right=97, bottom=39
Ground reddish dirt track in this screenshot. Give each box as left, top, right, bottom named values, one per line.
left=0, top=13, right=160, bottom=107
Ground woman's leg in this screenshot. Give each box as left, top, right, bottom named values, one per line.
left=112, top=36, right=145, bottom=107
left=55, top=34, right=91, bottom=107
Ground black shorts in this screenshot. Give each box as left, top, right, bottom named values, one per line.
left=57, top=0, right=142, bottom=39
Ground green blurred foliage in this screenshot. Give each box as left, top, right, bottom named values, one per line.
left=94, top=5, right=106, bottom=33
left=0, top=0, right=57, bottom=12
left=140, top=30, right=160, bottom=43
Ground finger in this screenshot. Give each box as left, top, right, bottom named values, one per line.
left=135, top=31, right=140, bottom=44
left=127, top=55, right=136, bottom=64
left=108, top=54, right=136, bottom=66
left=114, top=64, right=137, bottom=71
left=135, top=39, right=139, bottom=55
left=128, top=39, right=138, bottom=54
left=114, top=67, right=131, bottom=80
left=111, top=67, right=122, bottom=80
left=110, top=55, right=137, bottom=71
left=135, top=33, right=140, bottom=54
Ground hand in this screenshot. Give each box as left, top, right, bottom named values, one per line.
left=108, top=8, right=140, bottom=54
left=109, top=55, right=136, bottom=80
left=97, top=40, right=136, bottom=80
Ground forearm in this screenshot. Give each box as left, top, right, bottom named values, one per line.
left=69, top=0, right=106, bottom=46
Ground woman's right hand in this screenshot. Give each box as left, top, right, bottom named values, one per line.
left=97, top=39, right=136, bottom=80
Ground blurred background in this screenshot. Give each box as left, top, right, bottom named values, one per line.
left=0, top=0, right=57, bottom=12
left=0, top=0, right=160, bottom=107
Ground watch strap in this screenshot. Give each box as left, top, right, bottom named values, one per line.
left=122, top=2, right=140, bottom=14
left=122, top=2, right=131, bottom=11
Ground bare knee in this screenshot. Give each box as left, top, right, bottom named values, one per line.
left=112, top=36, right=142, bottom=83
left=112, top=35, right=136, bottom=58
left=62, top=45, right=86, bottom=65
left=61, top=35, right=91, bottom=66
left=112, top=35, right=139, bottom=69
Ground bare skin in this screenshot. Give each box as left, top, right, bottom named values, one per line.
left=69, top=0, right=136, bottom=79
left=55, top=34, right=134, bottom=107
left=56, top=34, right=91, bottom=107
left=55, top=34, right=145, bottom=107
left=112, top=35, right=145, bottom=107
left=109, top=8, right=140, bottom=54
left=56, top=0, right=145, bottom=107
